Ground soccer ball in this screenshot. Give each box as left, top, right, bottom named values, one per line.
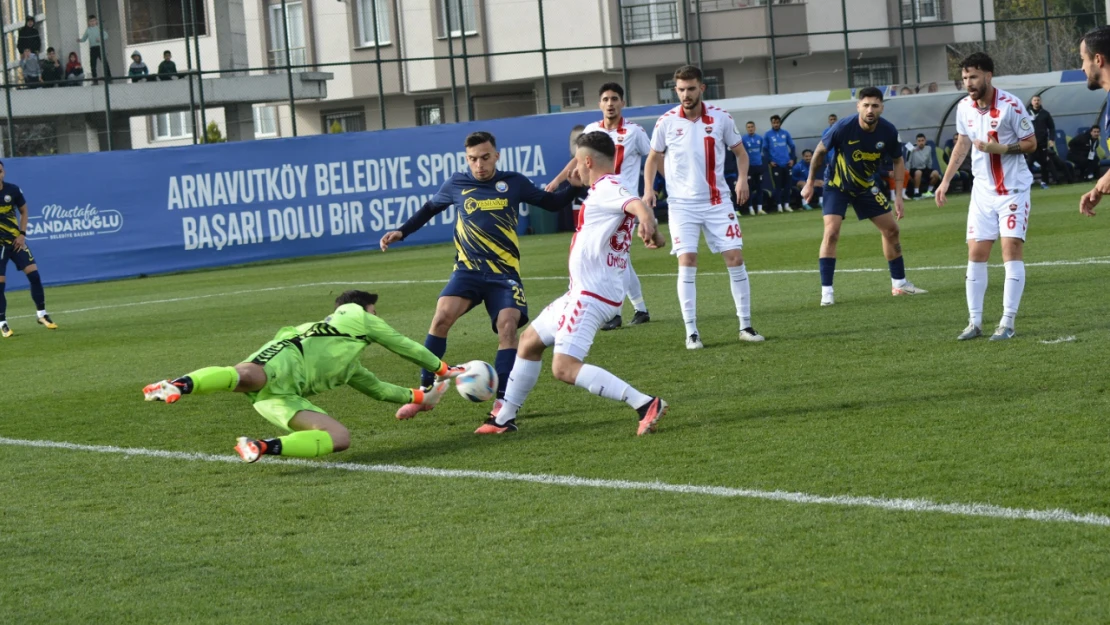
left=454, top=360, right=498, bottom=402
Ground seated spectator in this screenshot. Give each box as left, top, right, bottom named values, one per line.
left=128, top=51, right=149, bottom=83
left=907, top=133, right=941, bottom=198
left=158, top=50, right=178, bottom=81
left=20, top=49, right=41, bottom=87
left=65, top=51, right=85, bottom=85
left=878, top=155, right=912, bottom=202
left=40, top=47, right=63, bottom=86
left=16, top=17, right=40, bottom=56
left=791, top=149, right=821, bottom=209
left=943, top=133, right=974, bottom=193
left=1068, top=127, right=1103, bottom=181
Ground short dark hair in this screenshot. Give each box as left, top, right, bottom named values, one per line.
left=673, top=65, right=703, bottom=83
left=88, top=14, right=96, bottom=19
left=745, top=120, right=755, bottom=125
left=598, top=82, right=624, bottom=99
left=829, top=113, right=838, bottom=119
left=335, top=290, right=378, bottom=309
left=465, top=131, right=496, bottom=149
left=857, top=86, right=884, bottom=101
left=770, top=114, right=782, bottom=122
left=802, top=149, right=813, bottom=156
left=1082, top=26, right=1110, bottom=61
left=25, top=17, right=33, bottom=23
left=164, top=50, right=172, bottom=56
left=46, top=47, right=54, bottom=54
left=916, top=133, right=926, bottom=139
left=575, top=130, right=616, bottom=160
left=960, top=52, right=994, bottom=74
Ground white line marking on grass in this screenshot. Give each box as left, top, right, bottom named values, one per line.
left=2, top=436, right=1107, bottom=528
left=11, top=257, right=1110, bottom=321
left=1040, top=336, right=1077, bottom=344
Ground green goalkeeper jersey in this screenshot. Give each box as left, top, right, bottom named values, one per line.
left=253, top=303, right=441, bottom=400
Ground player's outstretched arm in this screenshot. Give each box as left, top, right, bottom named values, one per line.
left=360, top=312, right=448, bottom=373
left=525, top=180, right=581, bottom=213
left=802, top=142, right=828, bottom=205
left=382, top=183, right=455, bottom=250
left=348, top=367, right=420, bottom=404
left=936, top=135, right=971, bottom=208
left=545, top=157, right=578, bottom=192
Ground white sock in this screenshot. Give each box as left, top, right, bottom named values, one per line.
left=821, top=285, right=834, bottom=296
left=37, top=310, right=47, bottom=318
left=574, top=363, right=651, bottom=409
left=891, top=277, right=907, bottom=289
left=626, top=265, right=647, bottom=313
left=727, top=264, right=752, bottom=329
left=927, top=185, right=935, bottom=192
left=1001, top=260, right=1025, bottom=328
left=497, top=358, right=542, bottom=424
left=966, top=261, right=988, bottom=327
left=678, top=265, right=697, bottom=336
left=890, top=192, right=897, bottom=202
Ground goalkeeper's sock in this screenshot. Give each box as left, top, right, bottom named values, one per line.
left=173, top=366, right=239, bottom=395
left=494, top=348, right=516, bottom=400
left=420, top=334, right=448, bottom=389
left=262, top=430, right=334, bottom=458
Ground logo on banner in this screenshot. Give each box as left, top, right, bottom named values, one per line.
left=25, top=203, right=124, bottom=241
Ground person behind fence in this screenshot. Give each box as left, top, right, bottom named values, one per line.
left=16, top=17, right=40, bottom=56
left=78, top=14, right=110, bottom=81
left=20, top=49, right=41, bottom=88
left=1026, top=95, right=1063, bottom=188
left=65, top=51, right=84, bottom=85
left=40, top=47, right=63, bottom=86
left=907, top=133, right=940, bottom=199
left=792, top=149, right=820, bottom=210
left=128, top=51, right=149, bottom=83
left=1068, top=126, right=1103, bottom=181
left=158, top=50, right=177, bottom=81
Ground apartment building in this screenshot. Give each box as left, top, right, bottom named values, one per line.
left=5, top=0, right=995, bottom=151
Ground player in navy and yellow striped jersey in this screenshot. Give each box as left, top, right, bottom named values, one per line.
left=380, top=131, right=579, bottom=419
left=803, top=86, right=927, bottom=307
left=0, top=161, right=56, bottom=338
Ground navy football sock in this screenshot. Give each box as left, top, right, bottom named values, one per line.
left=819, top=257, right=836, bottom=287
left=26, top=271, right=45, bottom=310
left=888, top=256, right=906, bottom=281
left=494, top=348, right=516, bottom=400
left=421, top=334, right=448, bottom=389
left=0, top=280, right=6, bottom=321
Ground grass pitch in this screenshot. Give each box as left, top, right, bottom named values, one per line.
left=2, top=186, right=1109, bottom=623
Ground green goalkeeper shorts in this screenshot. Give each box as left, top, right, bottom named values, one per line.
left=244, top=339, right=328, bottom=431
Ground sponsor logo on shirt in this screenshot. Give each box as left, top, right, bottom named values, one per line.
left=495, top=181, right=509, bottom=192
left=464, top=197, right=509, bottom=214
left=852, top=150, right=882, bottom=162
left=461, top=188, right=478, bottom=195
left=875, top=142, right=885, bottom=149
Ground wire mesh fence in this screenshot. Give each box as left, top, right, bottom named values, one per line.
left=0, top=0, right=1104, bottom=156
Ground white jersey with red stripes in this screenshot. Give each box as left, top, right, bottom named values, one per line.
left=567, top=174, right=638, bottom=305
left=649, top=102, right=743, bottom=207
left=583, top=118, right=651, bottom=194
left=956, top=87, right=1035, bottom=195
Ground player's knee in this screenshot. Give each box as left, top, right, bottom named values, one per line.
left=823, top=229, right=840, bottom=245
left=518, top=330, right=545, bottom=359
left=550, top=358, right=579, bottom=385
left=429, top=314, right=455, bottom=335
left=328, top=425, right=350, bottom=452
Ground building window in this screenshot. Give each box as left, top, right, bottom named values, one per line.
left=850, top=58, right=897, bottom=88
left=254, top=106, right=278, bottom=138
left=440, top=0, right=477, bottom=36
left=415, top=99, right=444, bottom=126
left=621, top=0, right=679, bottom=43
left=152, top=111, right=194, bottom=141
left=901, top=0, right=940, bottom=22
left=125, top=0, right=208, bottom=44
left=562, top=81, right=584, bottom=109
left=656, top=68, right=724, bottom=104
left=268, top=1, right=307, bottom=71
left=356, top=0, right=390, bottom=46
left=323, top=110, right=366, bottom=134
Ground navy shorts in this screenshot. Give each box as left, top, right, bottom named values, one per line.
left=440, top=269, right=529, bottom=333
left=0, top=243, right=35, bottom=274
left=822, top=185, right=891, bottom=221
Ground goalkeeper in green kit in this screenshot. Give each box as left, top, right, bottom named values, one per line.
left=142, top=290, right=462, bottom=463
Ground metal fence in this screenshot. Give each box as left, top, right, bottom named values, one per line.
left=0, top=0, right=1105, bottom=156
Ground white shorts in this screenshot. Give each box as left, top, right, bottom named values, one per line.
left=966, top=187, right=1031, bottom=242
left=529, top=289, right=621, bottom=361
left=668, top=202, right=744, bottom=255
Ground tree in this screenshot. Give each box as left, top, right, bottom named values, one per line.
left=204, top=121, right=226, bottom=144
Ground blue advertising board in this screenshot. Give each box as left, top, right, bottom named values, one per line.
left=4, top=102, right=671, bottom=289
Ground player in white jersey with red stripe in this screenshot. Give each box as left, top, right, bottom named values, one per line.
left=936, top=52, right=1037, bottom=341
left=643, top=65, right=762, bottom=349
left=548, top=83, right=653, bottom=331
left=477, top=131, right=668, bottom=436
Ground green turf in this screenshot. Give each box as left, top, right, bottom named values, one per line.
left=2, top=186, right=1109, bottom=623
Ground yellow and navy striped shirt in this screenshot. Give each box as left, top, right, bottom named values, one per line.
left=824, top=115, right=902, bottom=194
left=0, top=182, right=27, bottom=246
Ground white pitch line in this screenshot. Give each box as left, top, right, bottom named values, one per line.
left=1, top=436, right=1107, bottom=528
left=1040, top=336, right=1077, bottom=344
left=10, top=257, right=1110, bottom=321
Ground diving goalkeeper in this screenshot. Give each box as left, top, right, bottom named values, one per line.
left=142, top=290, right=462, bottom=463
